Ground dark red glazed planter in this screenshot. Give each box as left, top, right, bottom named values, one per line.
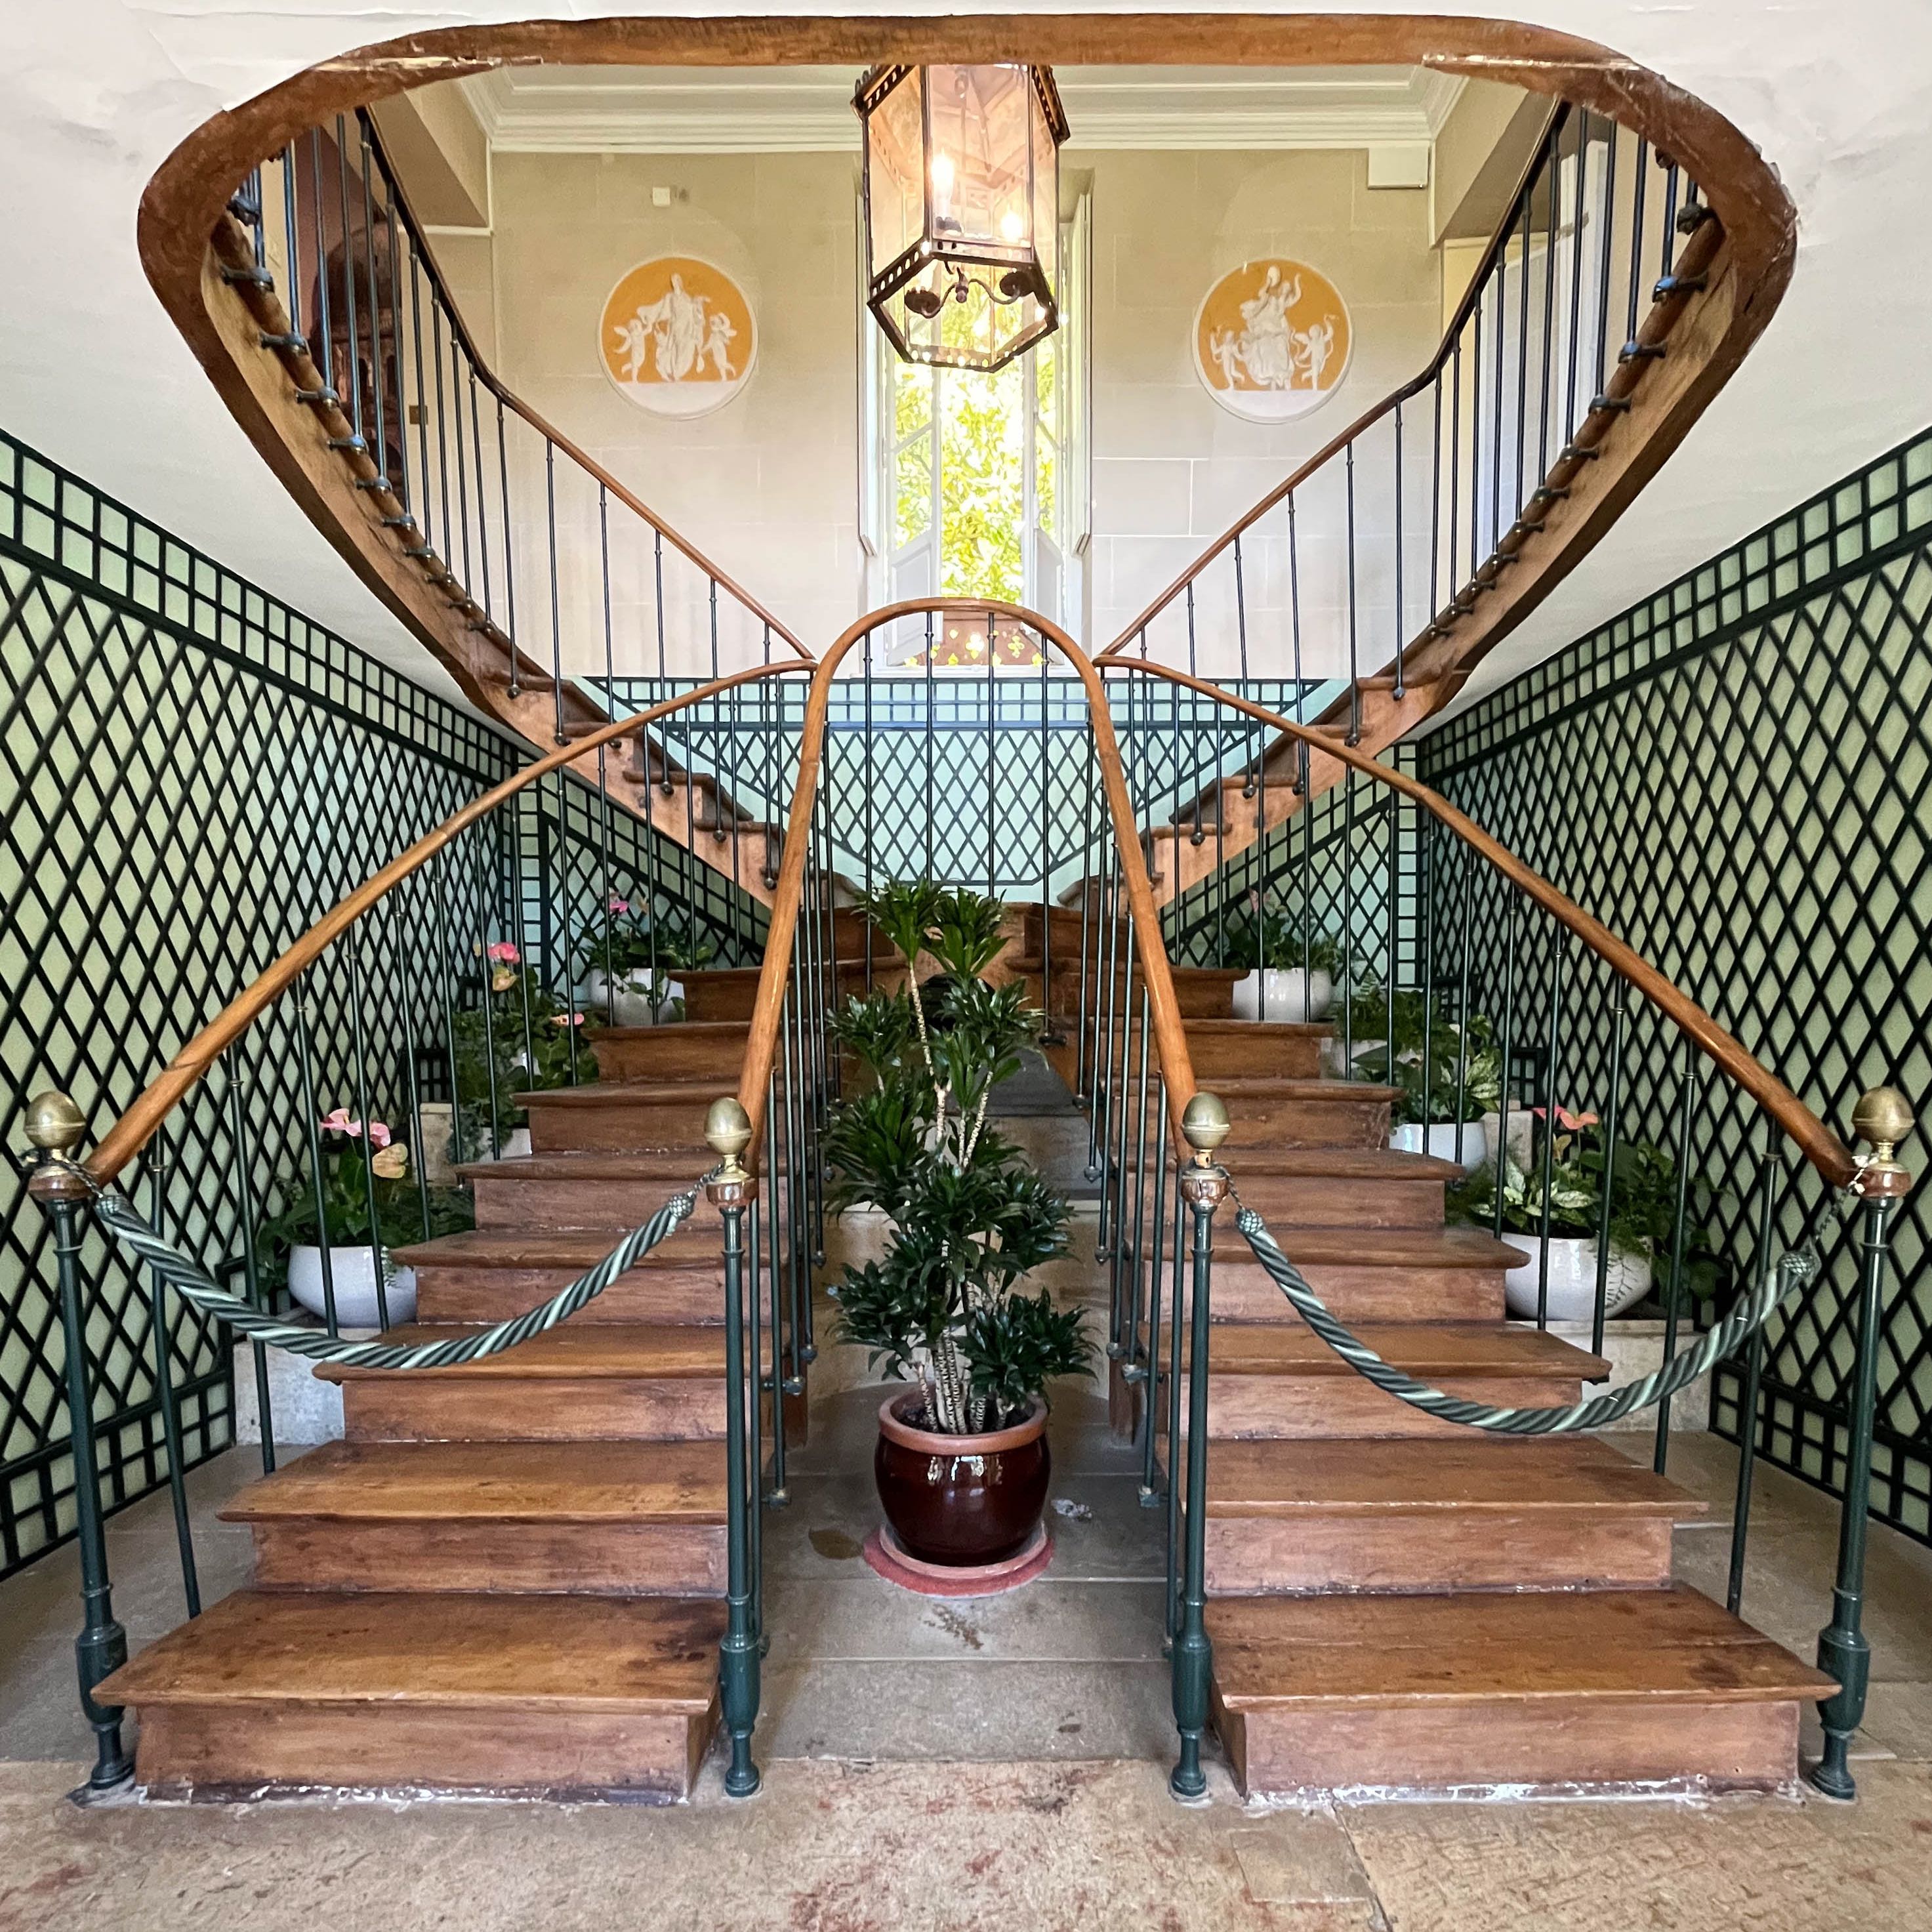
left=874, top=1392, right=1051, bottom=1567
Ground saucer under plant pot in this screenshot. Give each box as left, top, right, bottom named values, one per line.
left=823, top=882, right=1088, bottom=1590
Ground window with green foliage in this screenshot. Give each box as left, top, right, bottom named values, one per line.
left=865, top=197, right=1088, bottom=650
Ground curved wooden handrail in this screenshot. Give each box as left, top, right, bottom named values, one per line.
left=87, top=661, right=811, bottom=1188
left=1113, top=658, right=1860, bottom=1191
left=733, top=600, right=1201, bottom=1166
left=356, top=111, right=812, bottom=664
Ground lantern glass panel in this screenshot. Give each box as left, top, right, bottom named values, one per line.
left=865, top=66, right=925, bottom=283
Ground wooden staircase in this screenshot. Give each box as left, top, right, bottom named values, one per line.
left=96, top=1021, right=774, bottom=1801
left=1105, top=976, right=1833, bottom=1798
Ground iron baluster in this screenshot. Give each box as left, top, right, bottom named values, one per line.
left=1169, top=1095, right=1229, bottom=1803
left=26, top=1103, right=134, bottom=1792
left=226, top=1069, right=277, bottom=1475
left=1140, top=1084, right=1171, bottom=1506
left=1653, top=1045, right=1702, bottom=1473
left=1533, top=935, right=1569, bottom=1330
left=143, top=1128, right=201, bottom=1616
left=1813, top=1089, right=1912, bottom=1799
left=1726, top=1143, right=1780, bottom=1615
left=291, top=992, right=341, bottom=1333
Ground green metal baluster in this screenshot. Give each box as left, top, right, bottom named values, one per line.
left=707, top=1097, right=761, bottom=1798
left=1727, top=1141, right=1779, bottom=1615
left=26, top=1094, right=133, bottom=1793
left=1170, top=1092, right=1230, bottom=1803
left=1813, top=1088, right=1913, bottom=1801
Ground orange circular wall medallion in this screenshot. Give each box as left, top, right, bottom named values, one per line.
left=598, top=256, right=757, bottom=418
left=1193, top=258, right=1351, bottom=422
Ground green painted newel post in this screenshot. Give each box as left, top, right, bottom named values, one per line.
left=1170, top=1090, right=1230, bottom=1803
left=707, top=1094, right=762, bottom=1799
left=1812, top=1086, right=1913, bottom=1801
left=25, top=1092, right=134, bottom=1795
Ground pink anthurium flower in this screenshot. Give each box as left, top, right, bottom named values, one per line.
left=486, top=941, right=520, bottom=964
left=608, top=896, right=630, bottom=915
left=367, top=1120, right=392, bottom=1149
left=320, top=1107, right=352, bottom=1134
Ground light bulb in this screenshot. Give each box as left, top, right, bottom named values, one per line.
left=999, top=209, right=1025, bottom=243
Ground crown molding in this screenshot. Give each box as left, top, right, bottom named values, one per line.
left=456, top=64, right=1466, bottom=157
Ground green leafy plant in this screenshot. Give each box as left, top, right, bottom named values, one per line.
left=1449, top=1106, right=1723, bottom=1298
left=1216, top=888, right=1343, bottom=976
left=825, top=881, right=1086, bottom=1433
left=451, top=943, right=600, bottom=1162
left=253, top=1110, right=473, bottom=1294
left=1347, top=982, right=1503, bottom=1126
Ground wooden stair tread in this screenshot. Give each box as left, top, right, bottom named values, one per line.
left=455, top=1151, right=713, bottom=1183
left=596, top=1023, right=749, bottom=1044
left=312, top=1323, right=724, bottom=1384
left=1213, top=1227, right=1525, bottom=1270
left=1122, top=1077, right=1397, bottom=1103
left=516, top=1080, right=728, bottom=1109
left=221, top=1440, right=727, bottom=1524
left=1208, top=1585, right=1834, bottom=1708
left=1205, top=1437, right=1704, bottom=1518
left=1220, top=1146, right=1463, bottom=1182
left=1195, top=1322, right=1607, bottom=1380
left=391, top=1226, right=719, bottom=1271
left=98, top=1590, right=724, bottom=1712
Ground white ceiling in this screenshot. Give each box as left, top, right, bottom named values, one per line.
left=3, top=2, right=1932, bottom=721
left=458, top=62, right=1464, bottom=154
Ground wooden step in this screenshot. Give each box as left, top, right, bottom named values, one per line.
left=678, top=960, right=881, bottom=1023
left=96, top=1588, right=724, bottom=1799
left=1113, top=1078, right=1397, bottom=1151
left=225, top=1439, right=728, bottom=1594
left=1203, top=1437, right=1700, bottom=1594
left=1187, top=1226, right=1525, bottom=1325
left=1208, top=1584, right=1834, bottom=1796
left=1009, top=956, right=1244, bottom=1020
left=1045, top=1019, right=1326, bottom=1089
left=397, top=1225, right=728, bottom=1326
left=520, top=1080, right=730, bottom=1155
left=1209, top=1145, right=1459, bottom=1229
left=315, top=1323, right=730, bottom=1443
left=591, top=1022, right=750, bottom=1082
left=459, top=1151, right=768, bottom=1228
left=1178, top=1322, right=1604, bottom=1441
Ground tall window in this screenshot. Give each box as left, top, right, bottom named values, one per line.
left=863, top=195, right=1090, bottom=657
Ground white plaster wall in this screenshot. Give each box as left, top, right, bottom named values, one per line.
left=487, top=149, right=860, bottom=669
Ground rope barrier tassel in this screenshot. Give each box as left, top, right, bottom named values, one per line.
left=1232, top=1203, right=1818, bottom=1435
left=89, top=1181, right=701, bottom=1372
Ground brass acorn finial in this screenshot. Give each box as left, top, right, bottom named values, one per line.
left=24, top=1090, right=86, bottom=1158
left=1853, top=1086, right=1912, bottom=1163
left=1181, top=1091, right=1230, bottom=1167
left=705, top=1094, right=754, bottom=1184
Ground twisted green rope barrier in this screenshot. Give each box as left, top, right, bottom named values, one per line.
left=1233, top=1199, right=1818, bottom=1435
left=88, top=1180, right=702, bottom=1371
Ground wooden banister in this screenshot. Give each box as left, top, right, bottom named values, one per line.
left=86, top=662, right=810, bottom=1188
left=1113, top=659, right=1860, bottom=1191
left=732, top=601, right=1201, bottom=1166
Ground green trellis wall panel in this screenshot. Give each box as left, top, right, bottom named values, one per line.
left=1419, top=424, right=1932, bottom=1542
left=0, top=431, right=756, bottom=1579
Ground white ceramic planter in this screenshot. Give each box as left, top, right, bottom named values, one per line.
left=1231, top=966, right=1333, bottom=1024
left=1481, top=1107, right=1537, bottom=1175
left=1389, top=1119, right=1489, bottom=1174
left=289, top=1246, right=417, bottom=1329
left=583, top=966, right=678, bottom=1028
left=1502, top=1235, right=1652, bottom=1323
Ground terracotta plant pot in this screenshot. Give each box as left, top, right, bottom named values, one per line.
left=874, top=1391, right=1050, bottom=1567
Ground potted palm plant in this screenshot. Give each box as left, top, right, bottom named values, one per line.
left=1219, top=890, right=1340, bottom=1023
left=826, top=882, right=1088, bottom=1569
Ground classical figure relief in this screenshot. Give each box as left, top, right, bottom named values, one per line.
left=1194, top=258, right=1351, bottom=422
left=598, top=257, right=756, bottom=419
